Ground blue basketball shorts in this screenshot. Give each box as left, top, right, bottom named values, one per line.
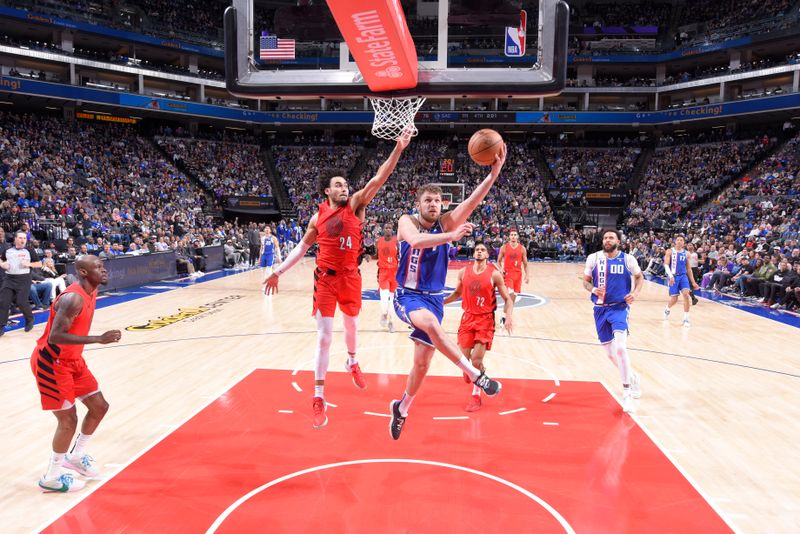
left=394, top=288, right=444, bottom=347
left=669, top=273, right=690, bottom=296
left=259, top=254, right=274, bottom=268
left=593, top=303, right=630, bottom=344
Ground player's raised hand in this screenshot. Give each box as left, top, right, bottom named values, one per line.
left=489, top=142, right=507, bottom=179
left=396, top=127, right=413, bottom=150
left=99, top=330, right=121, bottom=344
left=263, top=273, right=280, bottom=295
left=451, top=222, right=475, bottom=241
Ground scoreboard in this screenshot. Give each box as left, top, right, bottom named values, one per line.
left=439, top=158, right=455, bottom=179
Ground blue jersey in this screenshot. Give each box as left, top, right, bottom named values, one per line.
left=262, top=237, right=275, bottom=259
left=670, top=248, right=688, bottom=276
left=396, top=217, right=450, bottom=293
left=584, top=251, right=640, bottom=306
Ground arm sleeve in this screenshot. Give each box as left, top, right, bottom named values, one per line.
left=625, top=254, right=642, bottom=275
left=583, top=253, right=596, bottom=277
left=275, top=240, right=311, bottom=276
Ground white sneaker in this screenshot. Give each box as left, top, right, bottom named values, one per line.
left=38, top=473, right=85, bottom=493
left=770, top=302, right=781, bottom=309
left=622, top=390, right=635, bottom=413
left=387, top=320, right=395, bottom=333
left=630, top=372, right=642, bottom=399
left=64, top=453, right=99, bottom=478
left=682, top=319, right=690, bottom=328
left=663, top=308, right=670, bottom=320
left=379, top=314, right=388, bottom=328
left=757, top=297, right=765, bottom=303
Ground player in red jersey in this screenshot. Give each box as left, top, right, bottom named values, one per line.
left=496, top=228, right=528, bottom=328
left=376, top=222, right=399, bottom=332
left=444, top=242, right=514, bottom=412
left=264, top=136, right=410, bottom=428
left=30, top=255, right=121, bottom=492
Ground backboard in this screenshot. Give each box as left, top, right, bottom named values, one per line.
left=224, top=0, right=569, bottom=99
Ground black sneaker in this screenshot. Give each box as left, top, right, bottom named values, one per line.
left=474, top=373, right=502, bottom=397
left=691, top=294, right=698, bottom=306
left=389, top=400, right=406, bottom=440
left=24, top=320, right=34, bottom=332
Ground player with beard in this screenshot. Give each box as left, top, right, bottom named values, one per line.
left=388, top=144, right=507, bottom=440
left=264, top=136, right=411, bottom=428
left=583, top=230, right=644, bottom=413
left=31, top=255, right=121, bottom=492
left=444, top=242, right=514, bottom=412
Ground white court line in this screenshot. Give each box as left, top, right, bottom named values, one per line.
left=278, top=410, right=293, bottom=414
left=291, top=382, right=302, bottom=392
left=433, top=416, right=469, bottom=421
left=206, top=459, right=576, bottom=534
left=597, top=381, right=743, bottom=534
left=498, top=408, right=527, bottom=416
left=34, top=367, right=257, bottom=533
left=326, top=402, right=338, bottom=408
left=364, top=411, right=391, bottom=418
left=542, top=393, right=556, bottom=403
left=542, top=422, right=560, bottom=426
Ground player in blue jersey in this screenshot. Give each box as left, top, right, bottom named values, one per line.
left=663, top=235, right=700, bottom=327
left=259, top=226, right=282, bottom=277
left=583, top=230, right=644, bottom=413
left=388, top=145, right=507, bottom=440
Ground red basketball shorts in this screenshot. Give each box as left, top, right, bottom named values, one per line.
left=457, top=312, right=496, bottom=350
left=313, top=267, right=362, bottom=317
left=378, top=268, right=398, bottom=292
left=504, top=271, right=522, bottom=293
left=31, top=349, right=99, bottom=411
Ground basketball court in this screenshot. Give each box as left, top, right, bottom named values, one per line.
left=2, top=261, right=799, bottom=533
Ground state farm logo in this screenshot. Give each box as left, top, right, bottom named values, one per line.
left=125, top=295, right=243, bottom=331
left=376, top=66, right=402, bottom=78
left=351, top=10, right=403, bottom=78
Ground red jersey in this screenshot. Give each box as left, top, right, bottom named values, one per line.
left=315, top=201, right=363, bottom=271
left=462, top=263, right=497, bottom=315
left=502, top=243, right=525, bottom=274
left=377, top=236, right=398, bottom=272
left=35, top=283, right=97, bottom=361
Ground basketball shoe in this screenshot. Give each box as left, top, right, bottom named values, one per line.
left=387, top=319, right=395, bottom=333
left=474, top=373, right=501, bottom=397
left=38, top=473, right=85, bottom=493
left=312, top=397, right=327, bottom=428
left=682, top=318, right=691, bottom=328
left=379, top=314, right=388, bottom=328
left=64, top=453, right=99, bottom=478
left=389, top=399, right=406, bottom=440
left=663, top=308, right=670, bottom=320
left=622, top=389, right=635, bottom=413
left=464, top=394, right=482, bottom=412
left=345, top=361, right=367, bottom=389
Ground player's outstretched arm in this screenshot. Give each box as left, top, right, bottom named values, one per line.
left=398, top=214, right=473, bottom=250
left=443, top=269, right=465, bottom=305
left=350, top=135, right=411, bottom=213
left=264, top=215, right=318, bottom=294
left=48, top=293, right=121, bottom=345
left=493, top=271, right=514, bottom=334
left=441, top=143, right=507, bottom=232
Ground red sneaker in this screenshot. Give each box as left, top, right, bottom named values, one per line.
left=464, top=394, right=482, bottom=412
left=462, top=372, right=471, bottom=384
left=312, top=397, right=327, bottom=428
left=346, top=361, right=367, bottom=390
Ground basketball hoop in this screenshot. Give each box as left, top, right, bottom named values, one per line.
left=442, top=198, right=452, bottom=211
left=369, top=96, right=426, bottom=142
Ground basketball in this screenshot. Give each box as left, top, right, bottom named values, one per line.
left=468, top=129, right=504, bottom=166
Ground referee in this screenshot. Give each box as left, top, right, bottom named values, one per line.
left=0, top=231, right=42, bottom=336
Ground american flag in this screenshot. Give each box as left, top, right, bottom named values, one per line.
left=259, top=34, right=295, bottom=60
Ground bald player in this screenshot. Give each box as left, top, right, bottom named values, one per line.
left=31, top=256, right=121, bottom=492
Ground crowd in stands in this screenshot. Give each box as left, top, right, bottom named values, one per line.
left=576, top=2, right=672, bottom=28
left=677, top=0, right=793, bottom=32
left=158, top=137, right=272, bottom=203
left=543, top=147, right=638, bottom=189
left=626, top=136, right=772, bottom=229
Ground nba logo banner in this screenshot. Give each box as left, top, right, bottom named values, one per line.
left=505, top=10, right=527, bottom=57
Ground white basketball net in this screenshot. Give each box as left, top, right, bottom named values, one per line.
left=369, top=96, right=426, bottom=141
